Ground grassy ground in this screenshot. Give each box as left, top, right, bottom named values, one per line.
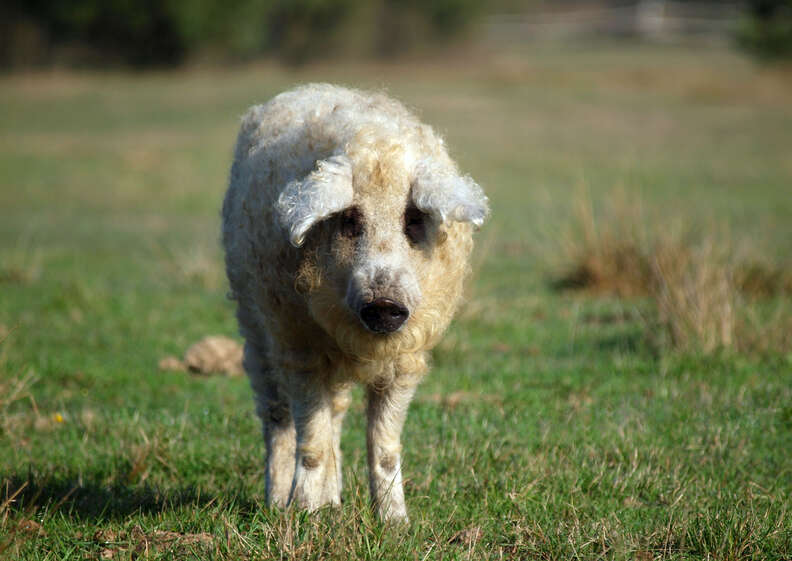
left=1, top=44, right=791, bottom=559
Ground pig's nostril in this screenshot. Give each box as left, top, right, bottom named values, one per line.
left=359, top=298, right=409, bottom=333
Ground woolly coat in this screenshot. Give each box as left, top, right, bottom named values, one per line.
left=222, top=83, right=486, bottom=390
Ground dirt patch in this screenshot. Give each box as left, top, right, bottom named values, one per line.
left=16, top=519, right=46, bottom=536
left=93, top=526, right=213, bottom=559
left=159, top=335, right=243, bottom=376
left=448, top=525, right=483, bottom=547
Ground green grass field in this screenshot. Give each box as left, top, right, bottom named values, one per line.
left=1, top=44, right=791, bottom=559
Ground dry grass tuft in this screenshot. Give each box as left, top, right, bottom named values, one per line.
left=650, top=240, right=737, bottom=354
left=735, top=261, right=792, bottom=298
left=0, top=234, right=44, bottom=286
left=422, top=391, right=503, bottom=410
left=154, top=241, right=225, bottom=290
left=738, top=303, right=792, bottom=355
left=554, top=190, right=652, bottom=298
left=0, top=368, right=38, bottom=443
left=555, top=190, right=792, bottom=355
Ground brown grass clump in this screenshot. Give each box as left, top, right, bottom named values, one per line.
left=738, top=303, right=792, bottom=354
left=0, top=333, right=38, bottom=442
left=555, top=190, right=792, bottom=355
left=650, top=241, right=737, bottom=354
left=735, top=261, right=792, bottom=298
left=554, top=190, right=652, bottom=298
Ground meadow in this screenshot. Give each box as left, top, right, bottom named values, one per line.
left=1, top=43, right=791, bottom=559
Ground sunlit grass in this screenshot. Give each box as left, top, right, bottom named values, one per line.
left=1, top=43, right=791, bottom=559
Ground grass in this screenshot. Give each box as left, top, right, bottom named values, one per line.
left=1, top=43, right=792, bottom=559
left=552, top=188, right=792, bottom=356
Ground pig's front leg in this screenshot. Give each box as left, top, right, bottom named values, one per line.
left=287, top=382, right=341, bottom=510
left=263, top=382, right=296, bottom=507
left=243, top=342, right=295, bottom=508
left=331, top=386, right=352, bottom=496
left=366, top=380, right=417, bottom=522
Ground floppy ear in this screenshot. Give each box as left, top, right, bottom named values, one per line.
left=276, top=154, right=354, bottom=247
left=411, top=158, right=489, bottom=228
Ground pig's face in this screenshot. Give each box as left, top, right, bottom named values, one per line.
left=337, top=194, right=431, bottom=335
left=276, top=144, right=487, bottom=359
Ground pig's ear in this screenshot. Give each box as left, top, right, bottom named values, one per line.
left=276, top=154, right=354, bottom=247
left=412, top=159, right=489, bottom=228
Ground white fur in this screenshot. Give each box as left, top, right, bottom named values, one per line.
left=412, top=157, right=488, bottom=227
left=222, top=83, right=488, bottom=522
left=277, top=154, right=354, bottom=247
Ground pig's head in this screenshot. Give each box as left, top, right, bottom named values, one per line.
left=275, top=135, right=488, bottom=360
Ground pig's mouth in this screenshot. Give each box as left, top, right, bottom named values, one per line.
left=357, top=298, right=410, bottom=334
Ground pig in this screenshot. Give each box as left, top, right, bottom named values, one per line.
left=221, top=83, right=488, bottom=521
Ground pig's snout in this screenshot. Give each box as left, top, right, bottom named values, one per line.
left=359, top=298, right=409, bottom=333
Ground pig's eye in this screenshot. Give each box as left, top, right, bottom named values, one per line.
left=340, top=207, right=363, bottom=238
left=404, top=205, right=428, bottom=244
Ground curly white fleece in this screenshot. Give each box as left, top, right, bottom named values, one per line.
left=221, top=83, right=488, bottom=522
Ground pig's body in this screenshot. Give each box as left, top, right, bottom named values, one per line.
left=222, top=84, right=487, bottom=521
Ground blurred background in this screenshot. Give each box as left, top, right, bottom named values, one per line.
left=2, top=1, right=792, bottom=559
left=2, top=0, right=792, bottom=67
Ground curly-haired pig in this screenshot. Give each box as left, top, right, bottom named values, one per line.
left=222, top=83, right=488, bottom=521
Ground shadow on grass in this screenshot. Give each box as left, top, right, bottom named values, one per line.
left=2, top=473, right=260, bottom=522
left=548, top=327, right=657, bottom=361
left=594, top=330, right=654, bottom=356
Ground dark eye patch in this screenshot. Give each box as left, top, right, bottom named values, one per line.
left=340, top=206, right=363, bottom=238
left=404, top=204, right=429, bottom=245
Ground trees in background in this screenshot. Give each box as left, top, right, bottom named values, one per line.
left=737, top=0, right=792, bottom=58
left=0, top=0, right=481, bottom=68
left=3, top=1, right=791, bottom=68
